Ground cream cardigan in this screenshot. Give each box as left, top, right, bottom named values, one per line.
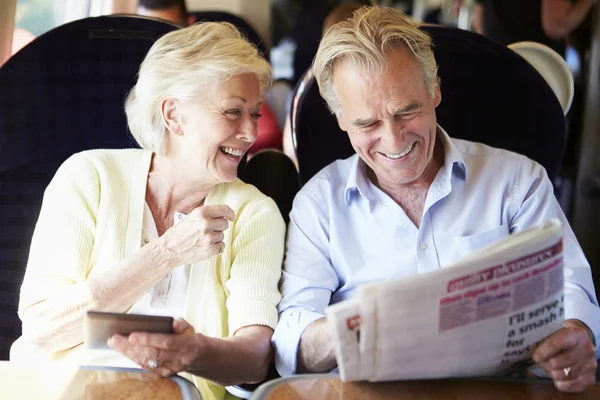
left=10, top=149, right=285, bottom=400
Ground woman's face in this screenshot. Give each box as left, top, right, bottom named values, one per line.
left=167, top=73, right=263, bottom=185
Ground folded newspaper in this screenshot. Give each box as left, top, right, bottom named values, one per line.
left=325, top=219, right=564, bottom=382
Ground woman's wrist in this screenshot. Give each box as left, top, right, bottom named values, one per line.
left=152, top=235, right=183, bottom=270
left=184, top=333, right=212, bottom=375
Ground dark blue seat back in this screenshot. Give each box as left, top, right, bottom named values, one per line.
left=291, top=26, right=566, bottom=185
left=191, top=11, right=268, bottom=58
left=0, top=16, right=178, bottom=360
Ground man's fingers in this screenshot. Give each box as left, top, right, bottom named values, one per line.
left=554, top=372, right=597, bottom=393
left=540, top=344, right=596, bottom=371
left=202, top=205, right=235, bottom=221
left=533, top=328, right=580, bottom=363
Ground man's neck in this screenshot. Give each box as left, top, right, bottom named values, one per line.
left=369, top=139, right=445, bottom=227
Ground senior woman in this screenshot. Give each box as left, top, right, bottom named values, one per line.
left=10, top=22, right=285, bottom=400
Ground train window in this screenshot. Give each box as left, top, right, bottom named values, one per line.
left=12, top=0, right=93, bottom=55
left=15, top=0, right=55, bottom=37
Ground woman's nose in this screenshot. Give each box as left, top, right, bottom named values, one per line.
left=236, top=113, right=258, bottom=143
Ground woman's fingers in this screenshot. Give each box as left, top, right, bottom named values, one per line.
left=108, top=333, right=194, bottom=375
left=200, top=205, right=235, bottom=221
left=161, top=204, right=234, bottom=264
left=202, top=217, right=229, bottom=233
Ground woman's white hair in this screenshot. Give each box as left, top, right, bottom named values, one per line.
left=313, top=6, right=438, bottom=115
left=125, top=22, right=272, bottom=155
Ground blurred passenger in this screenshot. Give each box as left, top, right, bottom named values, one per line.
left=138, top=0, right=196, bottom=27
left=473, top=0, right=596, bottom=58
left=273, top=6, right=599, bottom=393
left=473, top=0, right=596, bottom=215
left=137, top=0, right=282, bottom=156
left=282, top=1, right=364, bottom=170
left=10, top=22, right=285, bottom=400
left=322, top=1, right=365, bottom=36
left=11, top=28, right=35, bottom=56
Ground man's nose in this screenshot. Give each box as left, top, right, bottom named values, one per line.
left=381, top=121, right=406, bottom=148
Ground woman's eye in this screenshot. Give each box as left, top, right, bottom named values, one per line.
left=225, top=109, right=241, bottom=117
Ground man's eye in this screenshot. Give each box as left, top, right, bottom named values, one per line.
left=397, top=112, right=418, bottom=120
left=252, top=112, right=263, bottom=120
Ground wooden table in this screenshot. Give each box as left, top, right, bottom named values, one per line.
left=0, top=362, right=200, bottom=400
left=252, top=375, right=600, bottom=400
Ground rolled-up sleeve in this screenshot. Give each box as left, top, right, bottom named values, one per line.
left=511, top=159, right=600, bottom=357
left=272, top=189, right=340, bottom=377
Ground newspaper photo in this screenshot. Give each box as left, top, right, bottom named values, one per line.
left=325, top=219, right=564, bottom=382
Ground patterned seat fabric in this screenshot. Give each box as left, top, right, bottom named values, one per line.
left=191, top=11, right=268, bottom=59
left=0, top=16, right=179, bottom=360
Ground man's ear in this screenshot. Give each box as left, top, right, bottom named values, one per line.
left=161, top=98, right=183, bottom=136
left=187, top=15, right=197, bottom=26
left=433, top=80, right=442, bottom=108
left=334, top=105, right=347, bottom=132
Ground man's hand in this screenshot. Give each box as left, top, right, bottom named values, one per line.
left=533, top=319, right=597, bottom=393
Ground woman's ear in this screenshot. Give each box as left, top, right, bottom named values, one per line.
left=161, top=98, right=184, bottom=136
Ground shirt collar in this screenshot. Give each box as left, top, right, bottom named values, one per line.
left=437, top=125, right=468, bottom=182
left=343, top=125, right=468, bottom=207
left=344, top=155, right=370, bottom=207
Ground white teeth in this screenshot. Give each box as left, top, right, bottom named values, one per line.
left=221, top=147, right=244, bottom=157
left=384, top=143, right=414, bottom=159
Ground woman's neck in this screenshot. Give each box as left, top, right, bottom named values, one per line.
left=146, top=154, right=214, bottom=218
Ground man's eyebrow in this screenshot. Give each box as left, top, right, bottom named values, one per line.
left=352, top=117, right=378, bottom=128
left=393, top=102, right=424, bottom=114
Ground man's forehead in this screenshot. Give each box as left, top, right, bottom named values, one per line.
left=332, top=57, right=372, bottom=82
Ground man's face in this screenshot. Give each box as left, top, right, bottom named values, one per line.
left=333, top=48, right=441, bottom=190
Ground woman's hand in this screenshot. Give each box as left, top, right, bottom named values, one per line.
left=108, top=318, right=205, bottom=377
left=159, top=205, right=235, bottom=265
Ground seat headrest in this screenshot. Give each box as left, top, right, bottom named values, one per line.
left=291, top=25, right=565, bottom=184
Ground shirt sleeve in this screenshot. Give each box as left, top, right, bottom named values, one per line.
left=226, top=196, right=286, bottom=335
left=510, top=158, right=600, bottom=358
left=272, top=189, right=340, bottom=377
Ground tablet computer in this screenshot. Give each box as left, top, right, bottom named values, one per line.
left=83, top=311, right=174, bottom=350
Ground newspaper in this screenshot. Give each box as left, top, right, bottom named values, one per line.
left=325, top=219, right=564, bottom=382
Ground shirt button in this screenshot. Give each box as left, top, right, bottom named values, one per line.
left=177, top=214, right=183, bottom=220
left=143, top=238, right=149, bottom=244
left=420, top=242, right=428, bottom=250
left=158, top=291, right=165, bottom=296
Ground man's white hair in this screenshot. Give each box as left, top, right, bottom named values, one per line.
left=313, top=6, right=439, bottom=115
left=125, top=22, right=272, bottom=155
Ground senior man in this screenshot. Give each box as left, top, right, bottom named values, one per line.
left=272, top=6, right=600, bottom=393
